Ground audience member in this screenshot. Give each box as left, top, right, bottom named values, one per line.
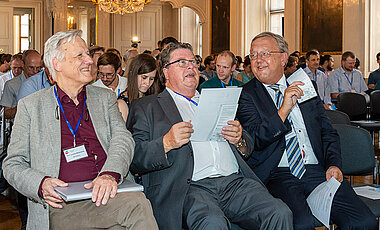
left=328, top=51, right=368, bottom=99
left=199, top=51, right=243, bottom=91
left=127, top=41, right=292, bottom=230
left=355, top=57, right=360, bottom=70
left=122, top=48, right=139, bottom=76
left=92, top=52, right=128, bottom=97
left=237, top=31, right=377, bottom=230
left=117, top=53, right=159, bottom=121
left=0, top=50, right=42, bottom=119
left=195, top=55, right=205, bottom=71
left=235, top=55, right=244, bottom=71
left=161, top=36, right=179, bottom=50
left=236, top=55, right=255, bottom=83
left=200, top=55, right=217, bottom=81
left=17, top=65, right=53, bottom=102
left=304, top=50, right=332, bottom=109
left=368, top=52, right=380, bottom=90
left=0, top=54, right=24, bottom=97
left=284, top=55, right=298, bottom=78
left=0, top=54, right=12, bottom=74
left=89, top=45, right=105, bottom=81
left=3, top=30, right=158, bottom=230
left=319, top=54, right=334, bottom=77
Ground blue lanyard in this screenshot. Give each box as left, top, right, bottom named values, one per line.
left=343, top=72, right=353, bottom=87
left=173, top=91, right=198, bottom=106
left=54, top=86, right=87, bottom=147
left=10, top=71, right=13, bottom=79
left=41, top=71, right=46, bottom=89
left=117, top=89, right=120, bottom=97
left=220, top=78, right=233, bottom=88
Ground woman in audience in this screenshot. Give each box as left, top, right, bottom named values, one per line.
left=236, top=55, right=255, bottom=83
left=117, top=53, right=160, bottom=121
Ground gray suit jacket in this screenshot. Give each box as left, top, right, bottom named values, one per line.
left=127, top=89, right=262, bottom=230
left=3, top=85, right=134, bottom=230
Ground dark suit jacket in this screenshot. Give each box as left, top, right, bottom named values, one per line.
left=236, top=78, right=342, bottom=184
left=127, top=89, right=262, bottom=230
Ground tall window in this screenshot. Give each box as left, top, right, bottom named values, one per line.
left=270, top=0, right=284, bottom=36
left=13, top=8, right=34, bottom=53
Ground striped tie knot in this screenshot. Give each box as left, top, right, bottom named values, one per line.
left=268, top=84, right=280, bottom=92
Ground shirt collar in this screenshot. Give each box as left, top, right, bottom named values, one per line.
left=263, top=74, right=287, bottom=89
left=56, top=85, right=87, bottom=104
left=166, top=87, right=200, bottom=102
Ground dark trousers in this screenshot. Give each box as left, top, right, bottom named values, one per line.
left=266, top=165, right=377, bottom=230
left=17, top=192, right=27, bottom=230
left=183, top=173, right=293, bottom=230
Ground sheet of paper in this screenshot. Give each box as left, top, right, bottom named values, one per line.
left=191, top=88, right=242, bottom=142
left=306, top=177, right=341, bottom=229
left=287, top=68, right=318, bottom=103
left=353, top=186, right=380, bottom=200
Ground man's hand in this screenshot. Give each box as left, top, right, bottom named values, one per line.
left=41, top=178, right=68, bottom=208
left=326, top=166, right=343, bottom=182
left=222, top=120, right=242, bottom=145
left=163, top=121, right=193, bottom=153
left=278, top=81, right=304, bottom=122
left=84, top=174, right=118, bottom=206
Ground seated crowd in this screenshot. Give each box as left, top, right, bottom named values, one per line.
left=0, top=30, right=378, bottom=230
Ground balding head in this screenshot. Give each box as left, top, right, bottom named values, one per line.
left=23, top=50, right=42, bottom=78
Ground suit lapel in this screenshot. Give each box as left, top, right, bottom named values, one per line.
left=158, top=89, right=192, bottom=151
left=251, top=79, right=279, bottom=115
left=45, top=87, right=62, bottom=176
left=158, top=89, right=183, bottom=125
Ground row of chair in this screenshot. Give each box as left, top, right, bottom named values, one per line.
left=336, top=90, right=380, bottom=121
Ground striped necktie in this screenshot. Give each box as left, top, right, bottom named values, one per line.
left=269, top=84, right=306, bottom=179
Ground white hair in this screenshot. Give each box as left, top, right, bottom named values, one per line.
left=43, top=30, right=83, bottom=80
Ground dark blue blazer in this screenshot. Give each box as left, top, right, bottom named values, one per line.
left=236, top=78, right=342, bottom=184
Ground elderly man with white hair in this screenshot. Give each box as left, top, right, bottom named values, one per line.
left=3, top=30, right=158, bottom=230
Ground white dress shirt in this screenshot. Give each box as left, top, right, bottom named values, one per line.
left=263, top=75, right=319, bottom=167
left=92, top=74, right=127, bottom=97
left=166, top=88, right=239, bottom=181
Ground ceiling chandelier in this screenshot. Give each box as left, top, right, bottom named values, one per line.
left=92, top=0, right=152, bottom=15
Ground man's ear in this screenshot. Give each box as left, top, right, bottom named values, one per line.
left=231, top=64, right=236, bottom=72
left=281, top=53, right=288, bottom=68
left=116, top=66, right=121, bottom=75
left=163, top=67, right=169, bottom=82
left=52, top=57, right=61, bottom=72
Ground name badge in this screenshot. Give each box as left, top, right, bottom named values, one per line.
left=63, top=145, right=88, bottom=163
left=351, top=89, right=356, bottom=93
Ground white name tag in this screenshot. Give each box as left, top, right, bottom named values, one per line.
left=63, top=145, right=88, bottom=163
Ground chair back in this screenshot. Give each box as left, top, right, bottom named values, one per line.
left=370, top=90, right=380, bottom=120
left=333, top=124, right=375, bottom=175
left=337, top=92, right=367, bottom=121
left=325, top=110, right=350, bottom=125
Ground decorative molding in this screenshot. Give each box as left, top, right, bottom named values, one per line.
left=160, top=0, right=206, bottom=24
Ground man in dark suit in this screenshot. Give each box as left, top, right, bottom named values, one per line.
left=127, top=42, right=292, bottom=230
left=237, top=32, right=377, bottom=230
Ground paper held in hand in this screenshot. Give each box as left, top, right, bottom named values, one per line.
left=54, top=180, right=143, bottom=202
left=190, top=88, right=242, bottom=142
left=306, top=177, right=341, bottom=229
left=287, top=68, right=318, bottom=103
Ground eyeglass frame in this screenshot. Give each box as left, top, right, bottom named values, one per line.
left=98, top=71, right=116, bottom=79
left=249, top=51, right=284, bottom=60
left=164, top=59, right=200, bottom=68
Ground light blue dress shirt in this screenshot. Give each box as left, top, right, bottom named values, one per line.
left=328, top=67, right=368, bottom=94
left=17, top=70, right=51, bottom=102
left=304, top=66, right=332, bottom=105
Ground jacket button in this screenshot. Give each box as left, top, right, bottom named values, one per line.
left=187, top=179, right=191, bottom=184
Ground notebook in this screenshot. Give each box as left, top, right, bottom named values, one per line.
left=54, top=180, right=143, bottom=202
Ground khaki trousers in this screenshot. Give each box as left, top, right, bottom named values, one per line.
left=49, top=191, right=158, bottom=230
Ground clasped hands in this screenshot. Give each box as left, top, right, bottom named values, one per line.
left=41, top=174, right=117, bottom=208
left=163, top=120, right=243, bottom=153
